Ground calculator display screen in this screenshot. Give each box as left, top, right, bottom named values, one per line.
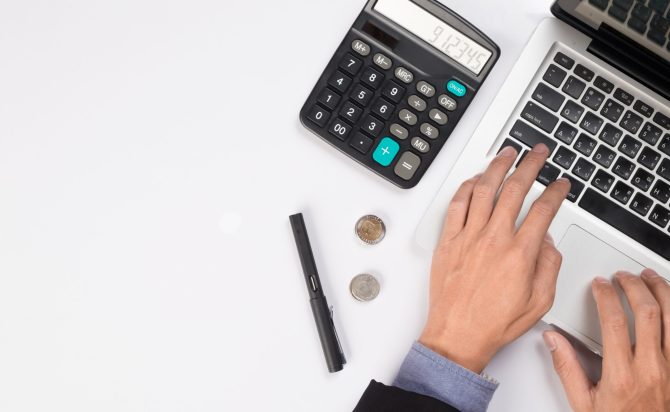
left=374, top=0, right=492, bottom=75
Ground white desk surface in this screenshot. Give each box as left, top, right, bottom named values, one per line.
left=0, top=0, right=577, bottom=410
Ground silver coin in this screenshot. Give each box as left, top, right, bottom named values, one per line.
left=355, top=215, right=386, bottom=245
left=350, top=274, right=381, bottom=302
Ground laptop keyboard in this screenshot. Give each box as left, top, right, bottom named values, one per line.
left=589, top=0, right=670, bottom=49
left=501, top=50, right=670, bottom=261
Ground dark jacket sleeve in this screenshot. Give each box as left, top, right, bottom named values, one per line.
left=352, top=380, right=459, bottom=412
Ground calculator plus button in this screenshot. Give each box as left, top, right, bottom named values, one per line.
left=420, top=123, right=439, bottom=140
left=408, top=95, right=427, bottom=112
left=373, top=53, right=393, bottom=70
left=350, top=132, right=374, bottom=154
left=351, top=85, right=374, bottom=107
left=390, top=123, right=409, bottom=140
left=373, top=137, right=400, bottom=167
left=340, top=101, right=363, bottom=123
left=351, top=39, right=371, bottom=56
left=395, top=67, right=414, bottom=84
left=411, top=137, right=430, bottom=154
left=328, top=71, right=353, bottom=94
left=394, top=152, right=421, bottom=181
left=328, top=118, right=352, bottom=141
left=381, top=81, right=406, bottom=103
left=339, top=53, right=363, bottom=76
left=371, top=98, right=395, bottom=121
left=417, top=81, right=436, bottom=98
left=361, top=67, right=385, bottom=90
left=361, top=115, right=384, bottom=137
left=429, top=109, right=448, bottom=125
left=438, top=94, right=458, bottom=112
left=446, top=80, right=467, bottom=97
left=307, top=105, right=330, bottom=128
left=317, top=89, right=341, bottom=111
left=399, top=109, right=418, bottom=126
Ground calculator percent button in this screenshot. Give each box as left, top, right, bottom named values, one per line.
left=417, top=81, right=436, bottom=98
left=395, top=67, right=414, bottom=84
left=351, top=39, right=371, bottom=56
left=394, top=152, right=421, bottom=181
left=408, top=95, right=427, bottom=112
left=373, top=53, right=393, bottom=70
left=420, top=123, right=439, bottom=140
left=411, top=137, right=430, bottom=154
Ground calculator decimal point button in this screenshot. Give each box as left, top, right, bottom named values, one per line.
left=438, top=94, right=458, bottom=111
left=395, top=67, right=414, bottom=84
left=394, top=152, right=421, bottom=181
left=417, top=81, right=436, bottom=98
left=411, top=137, right=430, bottom=154
left=373, top=53, right=393, bottom=70
left=390, top=123, right=409, bottom=140
left=420, top=123, right=439, bottom=140
left=352, top=40, right=371, bottom=56
left=350, top=132, right=374, bottom=154
left=399, top=109, right=418, bottom=126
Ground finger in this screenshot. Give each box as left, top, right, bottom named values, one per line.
left=641, top=269, right=670, bottom=358
left=489, top=144, right=551, bottom=230
left=592, top=277, right=633, bottom=366
left=439, top=175, right=482, bottom=243
left=543, top=331, right=593, bottom=412
left=615, top=271, right=663, bottom=357
left=529, top=234, right=562, bottom=317
left=515, top=178, right=571, bottom=256
left=465, top=146, right=517, bottom=230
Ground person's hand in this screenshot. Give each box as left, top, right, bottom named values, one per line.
left=419, top=144, right=571, bottom=373
left=544, top=270, right=670, bottom=411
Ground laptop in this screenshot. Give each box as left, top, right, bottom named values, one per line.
left=416, top=0, right=670, bottom=355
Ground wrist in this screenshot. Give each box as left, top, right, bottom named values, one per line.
left=419, top=330, right=495, bottom=374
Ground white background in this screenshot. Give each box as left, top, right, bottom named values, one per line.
left=0, top=0, right=577, bottom=410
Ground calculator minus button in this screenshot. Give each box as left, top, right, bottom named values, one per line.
left=395, top=67, right=414, bottom=84
left=352, top=39, right=371, bottom=56
left=390, top=123, right=409, bottom=140
left=394, top=152, right=421, bottom=181
left=373, top=53, right=393, bottom=70
left=399, top=109, right=418, bottom=126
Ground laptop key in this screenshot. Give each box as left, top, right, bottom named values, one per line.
left=562, top=100, right=585, bottom=123
left=580, top=112, right=604, bottom=135
left=563, top=76, right=586, bottom=99
left=554, top=146, right=578, bottom=169
left=593, top=169, right=616, bottom=192
left=611, top=181, right=635, bottom=205
left=573, top=158, right=597, bottom=181
left=660, top=135, right=670, bottom=156
left=599, top=123, right=624, bottom=147
left=594, top=145, right=617, bottom=168
left=631, top=193, right=654, bottom=216
left=509, top=120, right=558, bottom=154
left=532, top=83, right=566, bottom=112
left=579, top=189, right=670, bottom=260
left=649, top=0, right=669, bottom=13
left=632, top=168, right=656, bottom=191
left=650, top=205, right=670, bottom=228
left=521, top=101, right=559, bottom=133
left=613, top=156, right=636, bottom=180
left=618, top=134, right=643, bottom=158
left=608, top=4, right=629, bottom=22
left=582, top=88, right=605, bottom=110
left=651, top=180, right=670, bottom=203
left=574, top=64, right=595, bottom=82
left=589, top=0, right=608, bottom=11
left=627, top=17, right=648, bottom=34
left=543, top=64, right=567, bottom=88
left=537, top=163, right=561, bottom=186
left=593, top=76, right=615, bottom=94
left=613, top=0, right=634, bottom=11
left=638, top=147, right=662, bottom=170
left=554, top=52, right=575, bottom=70
left=633, top=100, right=655, bottom=118
left=632, top=3, right=653, bottom=22
left=562, top=174, right=585, bottom=202
left=620, top=110, right=644, bottom=134
left=555, top=121, right=579, bottom=144
left=654, top=112, right=670, bottom=129
left=575, top=134, right=598, bottom=156
left=659, top=158, right=670, bottom=182
left=640, top=123, right=663, bottom=145
left=601, top=99, right=625, bottom=122
left=613, top=88, right=634, bottom=106
left=498, top=138, right=523, bottom=157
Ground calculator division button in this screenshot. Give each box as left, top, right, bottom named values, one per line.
left=340, top=101, right=363, bottom=123
left=361, top=67, right=385, bottom=90
left=317, top=89, right=341, bottom=111
left=394, top=152, right=421, bottom=181
left=446, top=80, right=467, bottom=97
left=373, top=137, right=400, bottom=167
left=399, top=109, right=418, bottom=126
left=420, top=123, right=439, bottom=140
left=307, top=105, right=330, bottom=127
left=373, top=53, right=393, bottom=70
left=429, top=109, right=448, bottom=126
left=381, top=81, right=406, bottom=103
left=350, top=132, right=374, bottom=154
left=371, top=98, right=396, bottom=120
left=328, top=71, right=353, bottom=94
left=361, top=115, right=384, bottom=137
left=329, top=118, right=352, bottom=141
left=411, top=137, right=430, bottom=154
left=352, top=39, right=371, bottom=56
left=408, top=95, right=427, bottom=112
left=395, top=67, right=414, bottom=84
left=390, top=123, right=409, bottom=140
left=339, top=53, right=363, bottom=76
left=417, top=81, right=436, bottom=98
left=438, top=94, right=458, bottom=111
left=351, top=85, right=374, bottom=107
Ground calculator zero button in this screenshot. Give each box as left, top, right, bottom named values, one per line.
left=408, top=95, right=427, bottom=112
left=390, top=123, right=409, bottom=140
left=381, top=82, right=406, bottom=104
left=373, top=53, right=393, bottom=70
left=361, top=67, right=385, bottom=90
left=395, top=67, right=414, bottom=84
left=399, top=109, right=418, bottom=126
left=307, top=105, right=330, bottom=128
left=420, top=123, right=439, bottom=140
left=417, top=81, right=436, bottom=98
left=351, top=39, right=371, bottom=56
left=394, top=152, right=421, bottom=181
left=328, top=71, right=353, bottom=94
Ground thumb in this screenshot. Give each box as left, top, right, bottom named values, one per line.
left=543, top=331, right=593, bottom=412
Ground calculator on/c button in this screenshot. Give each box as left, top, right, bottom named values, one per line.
left=300, top=0, right=499, bottom=189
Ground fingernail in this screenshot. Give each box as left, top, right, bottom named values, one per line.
left=543, top=332, right=557, bottom=352
left=593, top=276, right=609, bottom=284
left=474, top=172, right=484, bottom=179
left=642, top=269, right=659, bottom=280
left=556, top=177, right=571, bottom=185
left=544, top=232, right=554, bottom=243
left=532, top=144, right=549, bottom=154
left=498, top=146, right=517, bottom=158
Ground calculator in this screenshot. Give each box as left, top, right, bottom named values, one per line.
left=300, top=0, right=500, bottom=189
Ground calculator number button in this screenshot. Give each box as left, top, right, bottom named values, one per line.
left=373, top=53, right=393, bottom=70
left=361, top=115, right=384, bottom=138
left=340, top=102, right=363, bottom=123
left=329, top=119, right=352, bottom=141
left=394, top=152, right=421, bottom=181
left=420, top=123, right=439, bottom=140
left=351, top=39, right=371, bottom=56
left=390, top=123, right=409, bottom=140
left=429, top=109, right=448, bottom=125
left=351, top=85, right=374, bottom=107
left=328, top=71, right=353, bottom=94
left=417, top=81, right=436, bottom=98
left=339, top=54, right=363, bottom=76
left=350, top=132, right=374, bottom=154
left=371, top=99, right=396, bottom=121
left=438, top=94, right=458, bottom=112
left=307, top=105, right=330, bottom=128
left=408, top=95, right=427, bottom=112
left=317, top=89, right=341, bottom=111
left=361, top=67, right=385, bottom=89
left=373, top=137, right=401, bottom=167
left=411, top=137, right=430, bottom=154
left=381, top=81, right=406, bottom=104
left=395, top=67, right=414, bottom=84
left=399, top=109, right=418, bottom=126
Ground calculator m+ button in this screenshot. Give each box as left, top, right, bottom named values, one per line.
left=399, top=109, right=418, bottom=126
left=394, top=152, right=421, bottom=181
left=408, top=95, right=427, bottom=112
left=373, top=53, right=393, bottom=70
left=351, top=39, right=370, bottom=56
left=395, top=67, right=414, bottom=84
left=373, top=137, right=400, bottom=167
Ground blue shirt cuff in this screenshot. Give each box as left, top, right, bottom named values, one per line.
left=393, top=342, right=499, bottom=412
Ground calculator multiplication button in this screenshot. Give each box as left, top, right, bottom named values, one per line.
left=371, top=98, right=396, bottom=120
left=373, top=137, right=400, bottom=167
left=317, top=89, right=341, bottom=111
left=420, top=123, right=439, bottom=140
left=350, top=132, right=374, bottom=154
left=339, top=54, right=363, bottom=76
left=438, top=94, right=458, bottom=112
left=361, top=115, right=384, bottom=138
left=408, top=95, right=427, bottom=112
left=395, top=67, right=414, bottom=84
left=381, top=81, right=406, bottom=103
left=329, top=118, right=352, bottom=141
left=328, top=71, right=353, bottom=94
left=373, top=53, right=393, bottom=70
left=340, top=101, right=363, bottom=123
left=307, top=105, right=330, bottom=128
left=351, top=39, right=371, bottom=56
left=411, top=137, right=430, bottom=154
left=361, top=67, right=385, bottom=90
left=399, top=109, right=418, bottom=126
left=394, top=152, right=421, bottom=181
left=351, top=85, right=374, bottom=107
left=417, top=81, right=436, bottom=98
left=429, top=109, right=448, bottom=126
left=390, top=123, right=409, bottom=140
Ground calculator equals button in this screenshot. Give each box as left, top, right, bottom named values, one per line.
left=394, top=152, right=421, bottom=181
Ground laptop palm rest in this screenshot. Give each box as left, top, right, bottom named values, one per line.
left=546, top=225, right=642, bottom=356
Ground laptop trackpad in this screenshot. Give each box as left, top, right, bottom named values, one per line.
left=546, top=225, right=642, bottom=355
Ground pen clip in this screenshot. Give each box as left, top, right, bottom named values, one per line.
left=329, top=306, right=347, bottom=365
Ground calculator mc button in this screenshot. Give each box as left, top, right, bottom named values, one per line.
left=394, top=152, right=421, bottom=181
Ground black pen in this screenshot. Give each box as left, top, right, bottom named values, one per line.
left=289, top=213, right=346, bottom=373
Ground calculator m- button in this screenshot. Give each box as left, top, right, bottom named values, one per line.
left=373, top=53, right=393, bottom=70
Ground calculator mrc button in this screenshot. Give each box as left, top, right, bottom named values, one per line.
left=395, top=67, right=414, bottom=84
left=416, top=81, right=436, bottom=98
left=411, top=137, right=430, bottom=154
left=351, top=39, right=370, bottom=56
left=394, top=152, right=421, bottom=181
left=446, top=80, right=467, bottom=97
left=438, top=94, right=458, bottom=112
left=390, top=123, right=409, bottom=140
left=373, top=137, right=400, bottom=167
left=373, top=53, right=393, bottom=70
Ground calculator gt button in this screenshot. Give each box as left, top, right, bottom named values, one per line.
left=390, top=123, right=409, bottom=140
left=446, top=80, right=467, bottom=97
left=394, top=152, right=421, bottom=181
left=420, top=123, right=439, bottom=140
left=307, top=105, right=330, bottom=127
left=328, top=71, right=353, bottom=93
left=438, top=94, right=458, bottom=111
left=373, top=137, right=401, bottom=167
left=339, top=54, right=363, bottom=76
left=350, top=132, right=374, bottom=154
left=411, top=137, right=430, bottom=154
left=381, top=81, right=406, bottom=103
left=361, top=67, right=385, bottom=89
left=329, top=119, right=352, bottom=141
left=429, top=109, right=448, bottom=126
left=399, top=109, right=418, bottom=126
left=395, top=67, right=414, bottom=84
left=408, top=95, right=427, bottom=112
left=317, top=89, right=341, bottom=111
left=373, top=53, right=393, bottom=70
left=416, top=81, right=436, bottom=98
left=351, top=39, right=371, bottom=56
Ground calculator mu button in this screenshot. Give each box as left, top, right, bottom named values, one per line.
left=429, top=109, right=448, bottom=126
left=373, top=53, right=393, bottom=70
left=381, top=81, right=406, bottom=104
left=373, top=137, right=400, bottom=167
left=361, top=67, right=385, bottom=89
left=420, top=123, right=439, bottom=140
left=399, top=109, right=418, bottom=126
left=408, top=95, right=427, bottom=112
left=395, top=67, right=414, bottom=84
left=339, top=53, right=363, bottom=76
left=328, top=71, right=353, bottom=94
left=394, top=152, right=421, bottom=181
left=351, top=39, right=371, bottom=56
left=328, top=118, right=352, bottom=141
left=438, top=94, right=458, bottom=112
left=417, top=81, right=436, bottom=98
left=411, top=137, right=430, bottom=154
left=390, top=123, right=409, bottom=140
left=317, top=89, right=341, bottom=111
left=350, top=132, right=374, bottom=155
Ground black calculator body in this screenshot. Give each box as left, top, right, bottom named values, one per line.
left=300, top=0, right=500, bottom=189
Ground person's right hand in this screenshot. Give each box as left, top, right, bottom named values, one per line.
left=543, top=269, right=670, bottom=411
